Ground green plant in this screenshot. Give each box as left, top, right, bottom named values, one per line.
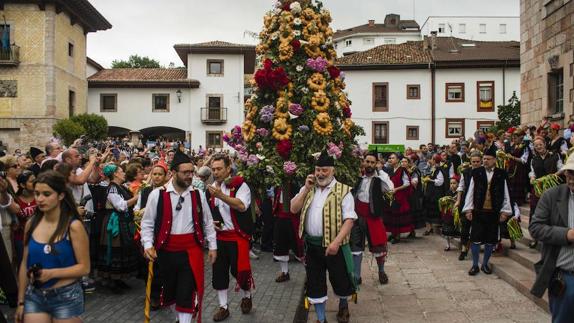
left=71, top=113, right=108, bottom=141
left=53, top=119, right=85, bottom=146
left=111, top=55, right=161, bottom=68
left=491, top=91, right=520, bottom=133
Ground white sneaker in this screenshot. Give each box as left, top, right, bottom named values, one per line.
left=249, top=250, right=259, bottom=260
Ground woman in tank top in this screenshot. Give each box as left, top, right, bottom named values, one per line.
left=15, top=171, right=89, bottom=323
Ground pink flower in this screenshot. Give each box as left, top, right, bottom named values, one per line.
left=256, top=128, right=269, bottom=137
left=283, top=161, right=297, bottom=175
left=327, top=142, right=342, bottom=159
left=288, top=103, right=304, bottom=116
left=256, top=142, right=263, bottom=150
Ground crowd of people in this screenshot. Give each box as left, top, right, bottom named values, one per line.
left=0, top=119, right=573, bottom=323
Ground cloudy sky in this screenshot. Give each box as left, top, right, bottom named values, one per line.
left=87, top=0, right=519, bottom=67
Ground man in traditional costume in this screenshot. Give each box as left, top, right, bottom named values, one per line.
left=141, top=151, right=217, bottom=323
left=290, top=151, right=357, bottom=323
left=463, top=145, right=512, bottom=275
left=351, top=153, right=393, bottom=285
left=456, top=151, right=483, bottom=260
left=207, top=154, right=255, bottom=322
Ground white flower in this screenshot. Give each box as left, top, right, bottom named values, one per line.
left=274, top=1, right=282, bottom=8
left=301, top=87, right=309, bottom=94
left=289, top=112, right=299, bottom=120
left=311, top=152, right=321, bottom=159
left=326, top=36, right=333, bottom=45
left=293, top=30, right=301, bottom=37
left=293, top=18, right=302, bottom=26
left=274, top=8, right=282, bottom=14
left=256, top=154, right=266, bottom=160
left=271, top=32, right=279, bottom=40
left=296, top=65, right=304, bottom=72
left=290, top=2, right=302, bottom=14
left=266, top=165, right=275, bottom=173
left=334, top=102, right=340, bottom=109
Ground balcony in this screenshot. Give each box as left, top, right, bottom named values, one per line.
left=201, top=107, right=227, bottom=124
left=0, top=45, right=20, bottom=66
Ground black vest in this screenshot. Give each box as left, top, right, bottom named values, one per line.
left=471, top=167, right=507, bottom=213
left=140, top=186, right=153, bottom=209
left=205, top=182, right=254, bottom=236
left=458, top=167, right=473, bottom=212
left=531, top=153, right=559, bottom=179
left=352, top=175, right=384, bottom=216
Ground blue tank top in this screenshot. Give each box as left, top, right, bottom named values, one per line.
left=27, top=221, right=78, bottom=288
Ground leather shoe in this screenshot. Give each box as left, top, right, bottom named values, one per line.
left=379, top=271, right=389, bottom=285
left=316, top=320, right=328, bottom=323
left=458, top=251, right=467, bottom=261
left=336, top=306, right=350, bottom=323
left=212, top=307, right=230, bottom=322
left=468, top=266, right=480, bottom=276
left=275, top=272, right=290, bottom=283
left=481, top=264, right=492, bottom=274
left=240, top=297, right=252, bottom=314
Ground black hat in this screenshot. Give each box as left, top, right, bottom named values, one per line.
left=170, top=150, right=192, bottom=170
left=484, top=144, right=497, bottom=158
left=30, top=147, right=43, bottom=160
left=316, top=151, right=334, bottom=167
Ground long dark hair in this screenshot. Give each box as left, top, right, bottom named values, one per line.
left=24, top=171, right=80, bottom=252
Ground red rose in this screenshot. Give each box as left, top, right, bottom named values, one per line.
left=276, top=140, right=292, bottom=159
left=254, top=59, right=289, bottom=91
left=263, top=58, right=273, bottom=69
left=342, top=106, right=352, bottom=118
left=291, top=39, right=301, bottom=51
left=282, top=2, right=291, bottom=11
left=327, top=66, right=341, bottom=79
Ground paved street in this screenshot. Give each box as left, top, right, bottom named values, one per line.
left=308, top=232, right=551, bottom=323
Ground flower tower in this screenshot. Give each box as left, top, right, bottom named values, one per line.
left=225, top=0, right=364, bottom=193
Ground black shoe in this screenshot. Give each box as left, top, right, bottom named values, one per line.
left=468, top=266, right=480, bottom=276
left=458, top=251, right=467, bottom=261
left=423, top=230, right=432, bottom=236
left=481, top=264, right=492, bottom=275
left=407, top=231, right=416, bottom=239
left=529, top=241, right=538, bottom=249
left=391, top=237, right=401, bottom=244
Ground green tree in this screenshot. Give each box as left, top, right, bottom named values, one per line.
left=71, top=113, right=108, bottom=141
left=53, top=119, right=85, bottom=146
left=111, top=55, right=161, bottom=68
left=491, top=91, right=521, bottom=133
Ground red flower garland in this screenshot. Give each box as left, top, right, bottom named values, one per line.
left=276, top=139, right=293, bottom=160
left=254, top=59, right=290, bottom=91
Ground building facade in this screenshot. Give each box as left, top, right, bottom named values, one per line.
left=0, top=0, right=110, bottom=150
left=87, top=41, right=255, bottom=149
left=338, top=36, right=520, bottom=147
left=520, top=0, right=574, bottom=126
left=420, top=16, right=520, bottom=41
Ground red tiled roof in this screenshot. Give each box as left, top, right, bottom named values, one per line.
left=336, top=41, right=431, bottom=67
left=88, top=68, right=199, bottom=88
left=430, top=37, right=520, bottom=63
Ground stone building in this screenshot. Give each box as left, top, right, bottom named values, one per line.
left=520, top=0, right=574, bottom=126
left=0, top=0, right=110, bottom=151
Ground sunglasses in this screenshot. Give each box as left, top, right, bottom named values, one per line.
left=175, top=196, right=185, bottom=211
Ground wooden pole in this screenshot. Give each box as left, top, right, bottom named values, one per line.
left=144, top=261, right=154, bottom=323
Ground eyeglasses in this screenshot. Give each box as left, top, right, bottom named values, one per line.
left=175, top=196, right=185, bottom=211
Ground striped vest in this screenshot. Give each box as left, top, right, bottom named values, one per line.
left=299, top=181, right=352, bottom=247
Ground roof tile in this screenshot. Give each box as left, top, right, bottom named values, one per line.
left=88, top=68, right=188, bottom=81
left=336, top=41, right=431, bottom=66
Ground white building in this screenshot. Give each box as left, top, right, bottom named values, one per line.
left=337, top=36, right=520, bottom=147
left=333, top=14, right=421, bottom=57
left=420, top=16, right=520, bottom=42
left=87, top=41, right=255, bottom=149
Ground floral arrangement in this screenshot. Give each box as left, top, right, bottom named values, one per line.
left=229, top=0, right=364, bottom=193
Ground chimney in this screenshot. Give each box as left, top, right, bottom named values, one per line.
left=430, top=31, right=437, bottom=50
left=368, top=19, right=375, bottom=27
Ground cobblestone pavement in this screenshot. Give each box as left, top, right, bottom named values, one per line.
left=1, top=251, right=306, bottom=323
left=308, top=232, right=551, bottom=323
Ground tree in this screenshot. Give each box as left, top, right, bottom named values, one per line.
left=111, top=55, right=161, bottom=68
left=71, top=113, right=108, bottom=141
left=491, top=91, right=520, bottom=133
left=226, top=0, right=364, bottom=194
left=53, top=119, right=85, bottom=146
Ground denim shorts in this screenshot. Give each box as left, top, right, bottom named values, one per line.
left=24, top=281, right=84, bottom=319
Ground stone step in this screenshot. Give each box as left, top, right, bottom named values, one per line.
left=500, top=239, right=540, bottom=271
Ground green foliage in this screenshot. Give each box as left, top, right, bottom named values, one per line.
left=111, top=55, right=161, bottom=68
left=53, top=119, right=85, bottom=146
left=490, top=92, right=521, bottom=133
left=70, top=113, right=108, bottom=141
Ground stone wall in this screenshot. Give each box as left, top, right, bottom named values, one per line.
left=0, top=118, right=56, bottom=151
left=520, top=0, right=574, bottom=126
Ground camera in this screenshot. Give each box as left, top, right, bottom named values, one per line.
left=28, top=263, right=43, bottom=288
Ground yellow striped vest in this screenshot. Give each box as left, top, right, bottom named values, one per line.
left=298, top=181, right=352, bottom=247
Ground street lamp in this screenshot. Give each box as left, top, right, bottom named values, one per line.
left=176, top=89, right=182, bottom=103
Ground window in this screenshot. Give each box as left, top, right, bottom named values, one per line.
left=68, top=42, right=74, bottom=57
left=206, top=131, right=223, bottom=148
left=549, top=69, right=564, bottom=114
left=446, top=83, right=465, bottom=102
left=100, top=94, right=117, bottom=112
left=372, top=83, right=388, bottom=111
left=476, top=121, right=495, bottom=133
left=207, top=59, right=224, bottom=75
left=459, top=23, right=466, bottom=34
left=438, top=23, right=446, bottom=33
left=152, top=94, right=170, bottom=112
left=208, top=95, right=222, bottom=120
left=406, top=126, right=419, bottom=140
left=345, top=39, right=352, bottom=47
left=363, top=38, right=374, bottom=45
left=0, top=25, right=10, bottom=55
left=499, top=24, right=507, bottom=34
left=383, top=38, right=396, bottom=44
left=68, top=90, right=75, bottom=117
left=446, top=119, right=465, bottom=139
left=406, top=84, right=420, bottom=100
left=372, top=122, right=389, bottom=144
left=479, top=24, right=487, bottom=34
left=477, top=81, right=495, bottom=111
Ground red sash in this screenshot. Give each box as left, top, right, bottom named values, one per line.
left=163, top=234, right=204, bottom=322
left=355, top=200, right=388, bottom=247
left=217, top=230, right=255, bottom=291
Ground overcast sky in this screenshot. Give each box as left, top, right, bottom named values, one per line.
left=87, top=0, right=519, bottom=67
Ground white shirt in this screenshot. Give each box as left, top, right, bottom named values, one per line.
left=140, top=181, right=217, bottom=250
left=212, top=181, right=251, bottom=231
left=357, top=172, right=394, bottom=203
left=296, top=179, right=357, bottom=237
left=462, top=168, right=512, bottom=214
